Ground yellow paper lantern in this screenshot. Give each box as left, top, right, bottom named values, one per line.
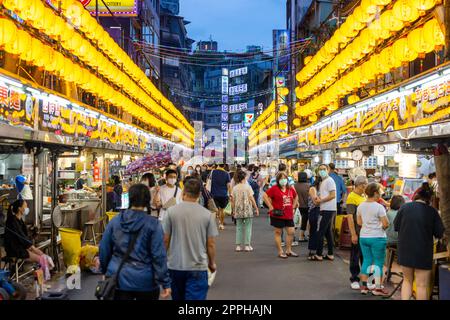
left=28, top=39, right=46, bottom=67
left=348, top=95, right=360, bottom=105
left=393, top=0, right=420, bottom=23
left=354, top=6, right=374, bottom=24
left=412, top=0, right=437, bottom=12
left=359, top=28, right=376, bottom=54
left=0, top=18, right=17, bottom=46
left=381, top=10, right=404, bottom=32
left=308, top=114, right=318, bottom=123
left=368, top=18, right=390, bottom=40
left=424, top=19, right=445, bottom=48
left=280, top=87, right=289, bottom=96
left=21, top=0, right=45, bottom=23
left=279, top=122, right=288, bottom=130
left=327, top=101, right=339, bottom=111
left=293, top=118, right=301, bottom=127
left=361, top=0, right=378, bottom=14
left=393, top=38, right=418, bottom=63
left=279, top=105, right=289, bottom=113
left=5, top=29, right=32, bottom=56
left=407, top=27, right=434, bottom=57
left=304, top=56, right=313, bottom=65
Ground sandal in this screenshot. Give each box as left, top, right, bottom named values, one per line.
left=323, top=255, right=335, bottom=261
left=309, top=255, right=323, bottom=261
left=286, top=252, right=299, bottom=257
left=278, top=253, right=288, bottom=259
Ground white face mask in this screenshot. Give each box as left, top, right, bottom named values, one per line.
left=167, top=178, right=177, bottom=186
left=142, top=180, right=149, bottom=186
left=188, top=170, right=193, bottom=175
left=23, top=207, right=30, bottom=216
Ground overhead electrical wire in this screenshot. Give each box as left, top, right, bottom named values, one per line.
left=132, top=37, right=313, bottom=58
left=136, top=45, right=311, bottom=67
left=134, top=36, right=312, bottom=54
left=134, top=41, right=312, bottom=64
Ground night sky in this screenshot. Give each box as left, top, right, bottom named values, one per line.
left=179, top=0, right=286, bottom=53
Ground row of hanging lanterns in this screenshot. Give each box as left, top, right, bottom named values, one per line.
left=0, top=0, right=193, bottom=135
left=296, top=0, right=440, bottom=102
left=296, top=0, right=396, bottom=84
left=295, top=18, right=444, bottom=120
left=0, top=17, right=193, bottom=144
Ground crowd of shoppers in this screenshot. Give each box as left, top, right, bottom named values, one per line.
left=95, top=159, right=446, bottom=301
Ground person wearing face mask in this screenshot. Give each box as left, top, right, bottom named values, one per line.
left=263, top=172, right=299, bottom=259
left=186, top=166, right=195, bottom=178
left=4, top=199, right=44, bottom=264
left=154, top=169, right=183, bottom=222
left=141, top=172, right=160, bottom=216
left=311, top=164, right=337, bottom=261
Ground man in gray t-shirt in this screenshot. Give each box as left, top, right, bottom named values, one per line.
left=163, top=178, right=218, bottom=300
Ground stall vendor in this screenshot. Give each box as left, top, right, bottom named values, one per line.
left=15, top=175, right=33, bottom=200
left=75, top=171, right=94, bottom=192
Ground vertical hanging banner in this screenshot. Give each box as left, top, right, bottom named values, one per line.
left=93, top=160, right=101, bottom=182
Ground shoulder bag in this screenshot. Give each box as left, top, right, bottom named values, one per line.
left=205, top=170, right=214, bottom=192
left=272, top=187, right=292, bottom=217
left=162, top=186, right=179, bottom=210
left=95, top=230, right=140, bottom=300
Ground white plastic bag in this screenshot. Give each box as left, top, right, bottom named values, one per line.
left=294, top=208, right=301, bottom=227
left=208, top=269, right=216, bottom=287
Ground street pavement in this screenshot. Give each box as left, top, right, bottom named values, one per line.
left=63, top=211, right=380, bottom=300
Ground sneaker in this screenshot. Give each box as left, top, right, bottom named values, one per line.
left=281, top=242, right=286, bottom=247
left=219, top=224, right=225, bottom=230
left=244, top=245, right=253, bottom=252
left=360, top=286, right=369, bottom=295
left=368, top=283, right=384, bottom=290
left=235, top=246, right=242, bottom=252
left=372, top=288, right=389, bottom=297
left=292, top=241, right=299, bottom=246
left=351, top=282, right=361, bottom=290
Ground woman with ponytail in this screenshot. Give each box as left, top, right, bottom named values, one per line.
left=5, top=199, right=44, bottom=263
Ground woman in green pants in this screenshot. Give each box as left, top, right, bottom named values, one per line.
left=231, top=170, right=259, bottom=252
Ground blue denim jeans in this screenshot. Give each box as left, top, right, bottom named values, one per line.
left=169, top=270, right=209, bottom=300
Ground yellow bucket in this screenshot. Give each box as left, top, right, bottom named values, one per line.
left=106, top=211, right=119, bottom=223
left=335, top=215, right=345, bottom=237
left=59, top=228, right=82, bottom=267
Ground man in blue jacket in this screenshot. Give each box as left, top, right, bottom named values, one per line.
left=100, top=184, right=171, bottom=300
left=328, top=163, right=348, bottom=215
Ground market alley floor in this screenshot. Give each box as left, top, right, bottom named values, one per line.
left=59, top=211, right=387, bottom=300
